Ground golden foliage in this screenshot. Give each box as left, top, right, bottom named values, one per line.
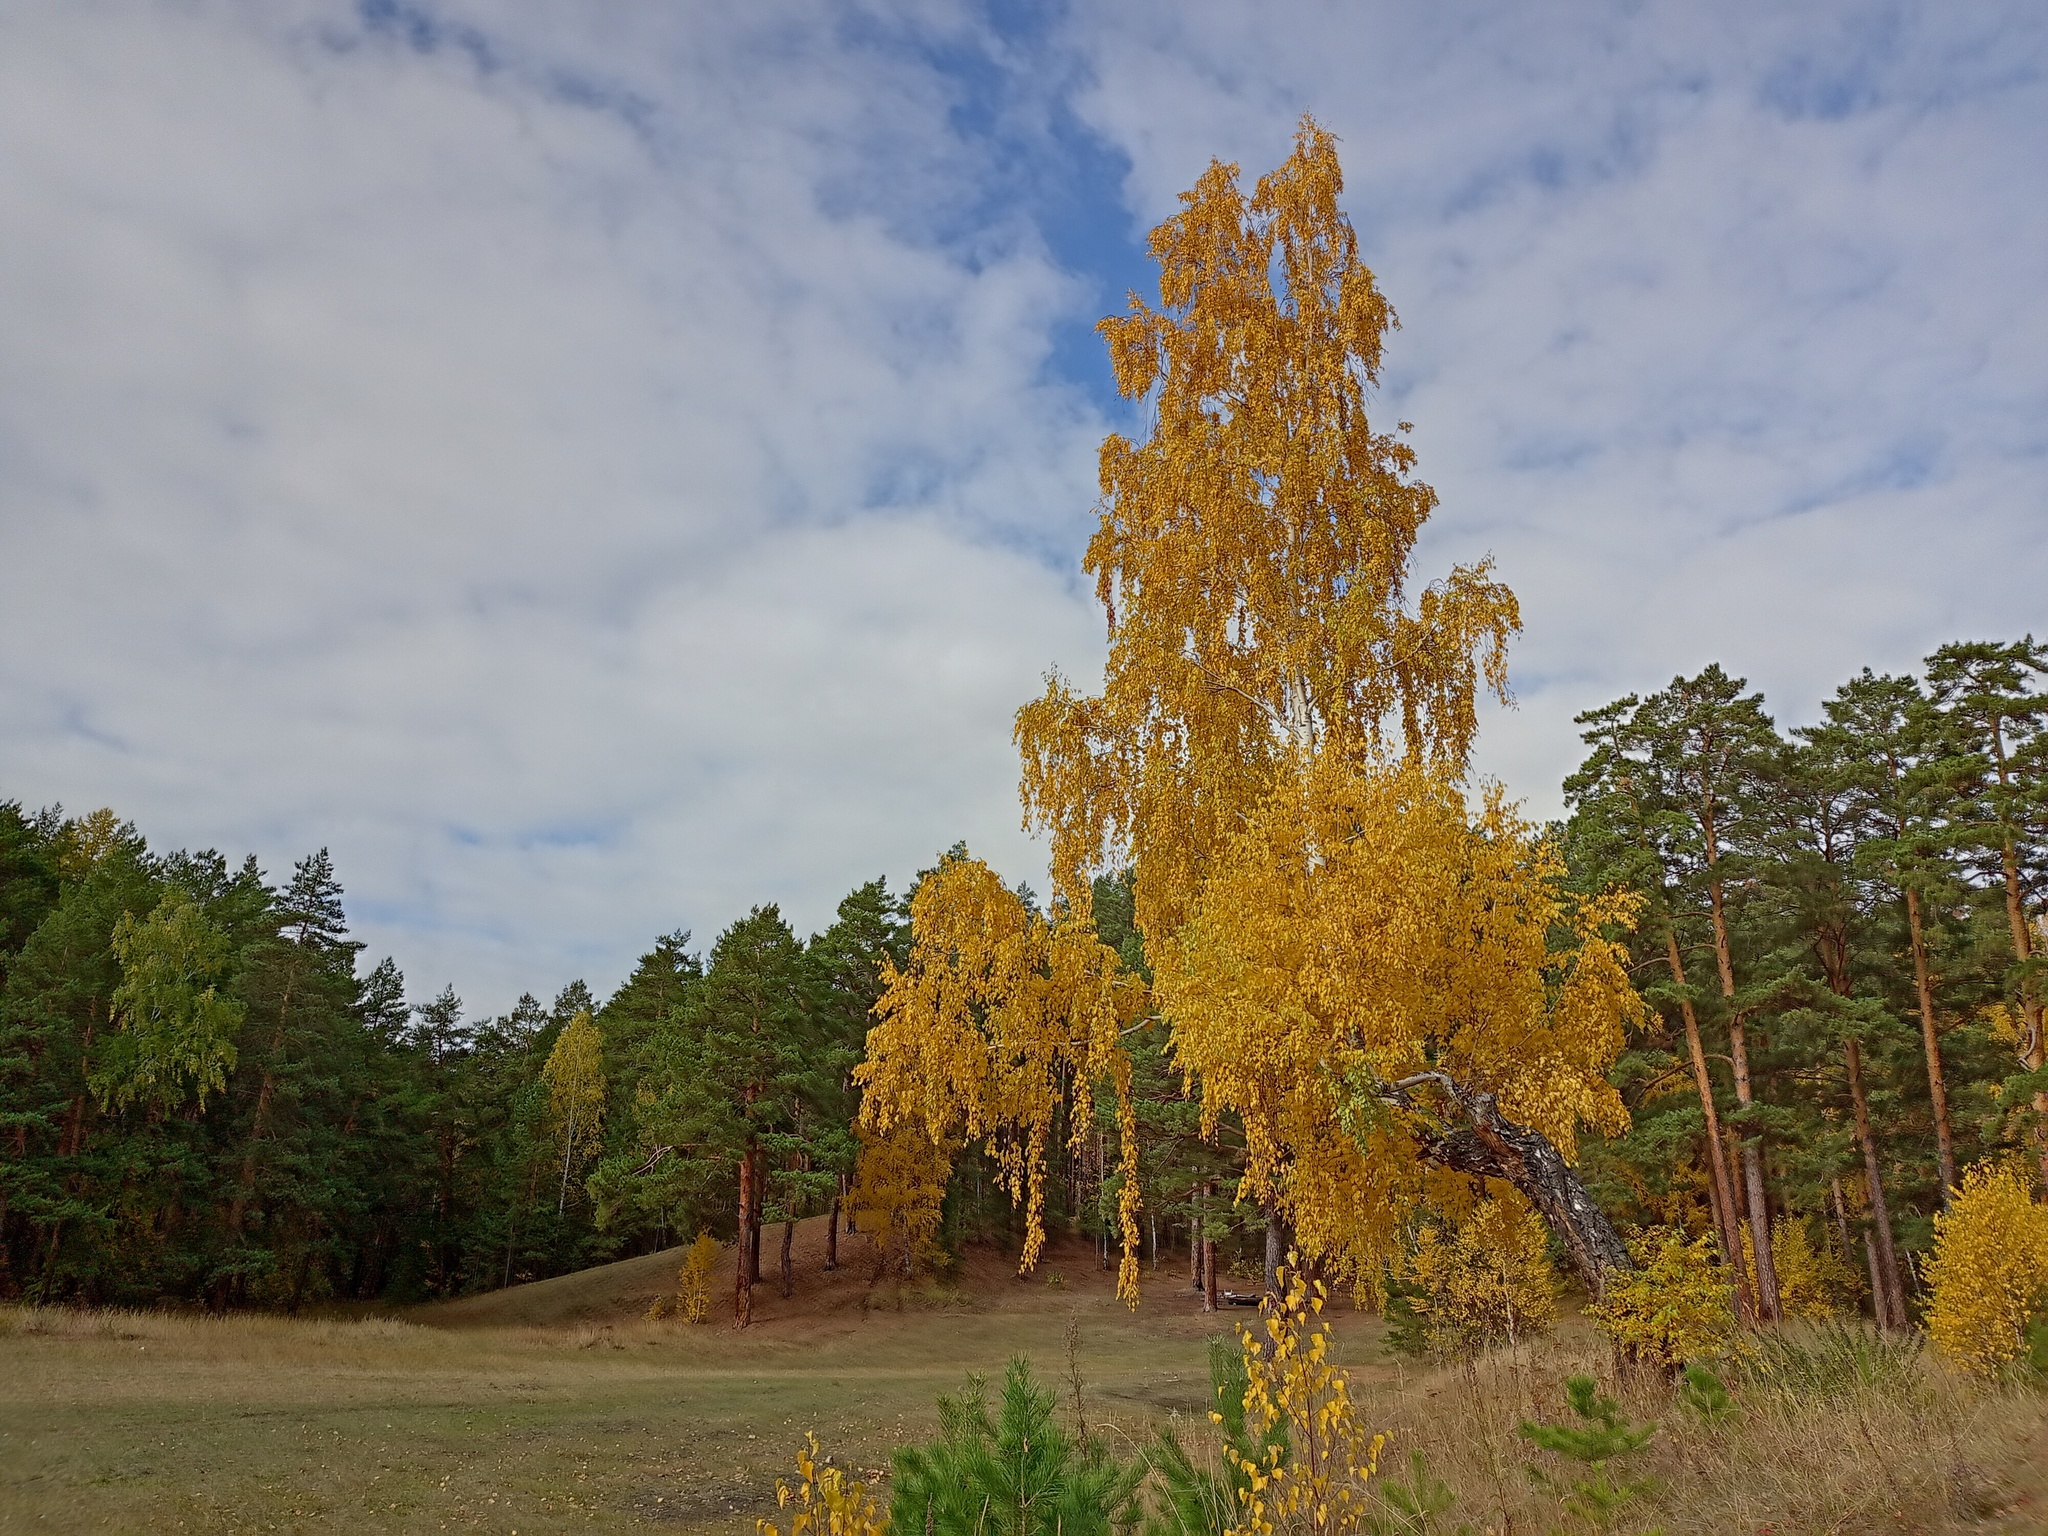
left=858, top=855, right=1148, bottom=1299
left=1156, top=755, right=1641, bottom=1282
left=846, top=1117, right=952, bottom=1281
left=676, top=1232, right=719, bottom=1324
left=1224, top=1262, right=1387, bottom=1536
left=1401, top=1195, right=1560, bottom=1353
left=756, top=1433, right=888, bottom=1536
left=1015, top=115, right=1519, bottom=950
left=1740, top=1219, right=1859, bottom=1320
left=57, top=806, right=132, bottom=879
left=1588, top=1229, right=1740, bottom=1372
left=541, top=1008, right=607, bottom=1166
left=1924, top=1161, right=2048, bottom=1376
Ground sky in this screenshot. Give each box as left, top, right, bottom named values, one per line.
left=2, top=1, right=2044, bottom=1019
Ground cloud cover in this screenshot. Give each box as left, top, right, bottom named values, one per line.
left=2, top=1, right=2043, bottom=1013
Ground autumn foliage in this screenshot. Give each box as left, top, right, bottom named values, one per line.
left=1160, top=757, right=1641, bottom=1286
left=1222, top=1264, right=1386, bottom=1536
left=1587, top=1230, right=1741, bottom=1373
left=857, top=856, right=1147, bottom=1298
left=1924, top=1161, right=2048, bottom=1376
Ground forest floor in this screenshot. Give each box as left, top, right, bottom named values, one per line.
left=2, top=1216, right=2045, bottom=1536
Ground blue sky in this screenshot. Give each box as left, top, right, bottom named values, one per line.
left=2, top=1, right=2043, bottom=1018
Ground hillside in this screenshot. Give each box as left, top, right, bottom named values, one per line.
left=413, top=1214, right=1183, bottom=1333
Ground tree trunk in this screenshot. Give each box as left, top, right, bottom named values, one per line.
left=1263, top=1202, right=1285, bottom=1301
left=1844, top=1035, right=1907, bottom=1330
left=780, top=1218, right=794, bottom=1299
left=1665, top=929, right=1752, bottom=1321
left=557, top=1101, right=578, bottom=1215
left=1390, top=1076, right=1633, bottom=1299
left=825, top=1191, right=840, bottom=1272
left=230, top=960, right=301, bottom=1239
left=734, top=1150, right=754, bottom=1328
left=1201, top=1180, right=1218, bottom=1313
left=1704, top=827, right=1783, bottom=1321
left=1997, top=842, right=2048, bottom=1188
left=1905, top=888, right=1959, bottom=1199
left=1830, top=1177, right=1854, bottom=1263
left=747, top=1147, right=764, bottom=1286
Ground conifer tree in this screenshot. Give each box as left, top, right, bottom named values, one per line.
left=1569, top=668, right=1787, bottom=1318
left=1925, top=639, right=2048, bottom=1185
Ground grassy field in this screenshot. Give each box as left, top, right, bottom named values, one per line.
left=0, top=1222, right=1258, bottom=1535
left=4, top=1218, right=2047, bottom=1535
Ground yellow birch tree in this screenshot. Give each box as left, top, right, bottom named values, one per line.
left=866, top=116, right=1643, bottom=1301
left=857, top=854, right=1148, bottom=1299
left=543, top=1008, right=606, bottom=1215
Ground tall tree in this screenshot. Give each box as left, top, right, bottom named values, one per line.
left=542, top=1009, right=606, bottom=1215
left=1925, top=639, right=2048, bottom=1186
left=1758, top=730, right=1910, bottom=1329
left=1816, top=671, right=1963, bottom=1198
left=1565, top=703, right=1752, bottom=1317
left=1621, top=667, right=1788, bottom=1319
left=976, top=119, right=1635, bottom=1294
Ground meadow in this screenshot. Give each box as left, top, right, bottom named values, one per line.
left=4, top=1220, right=2048, bottom=1536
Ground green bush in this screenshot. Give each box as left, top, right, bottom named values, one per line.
left=889, top=1357, right=1143, bottom=1536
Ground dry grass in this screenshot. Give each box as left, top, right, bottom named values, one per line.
left=1339, top=1320, right=2048, bottom=1536
left=2, top=1229, right=2043, bottom=1536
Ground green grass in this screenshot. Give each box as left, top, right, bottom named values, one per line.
left=0, top=1224, right=1292, bottom=1534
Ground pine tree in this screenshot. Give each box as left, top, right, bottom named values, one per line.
left=1925, top=639, right=2048, bottom=1186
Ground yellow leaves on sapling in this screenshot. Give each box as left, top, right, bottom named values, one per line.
left=1224, top=1262, right=1386, bottom=1536
left=1924, top=1160, right=2048, bottom=1377
left=756, top=1433, right=887, bottom=1536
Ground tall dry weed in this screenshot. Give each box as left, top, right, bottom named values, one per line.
left=1348, top=1326, right=2040, bottom=1535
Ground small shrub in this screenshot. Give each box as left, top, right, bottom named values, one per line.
left=1923, top=1161, right=2048, bottom=1377
left=1675, top=1363, right=1736, bottom=1428
left=1517, top=1375, right=1658, bottom=1533
left=1144, top=1337, right=1290, bottom=1536
left=1225, top=1260, right=1387, bottom=1536
left=677, top=1231, right=719, bottom=1324
left=1587, top=1229, right=1738, bottom=1373
left=1398, top=1197, right=1559, bottom=1356
left=889, top=1357, right=1143, bottom=1536
left=1365, top=1449, right=1469, bottom=1535
left=757, top=1432, right=888, bottom=1536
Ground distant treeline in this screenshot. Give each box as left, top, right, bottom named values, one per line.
left=0, top=808, right=1209, bottom=1310
left=0, top=803, right=910, bottom=1307
left=3, top=636, right=2042, bottom=1317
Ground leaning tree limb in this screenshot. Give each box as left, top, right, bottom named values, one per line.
left=1373, top=1070, right=1634, bottom=1298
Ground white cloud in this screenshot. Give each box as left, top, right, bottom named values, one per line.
left=0, top=1, right=1106, bottom=1010
left=4, top=0, right=2044, bottom=1013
